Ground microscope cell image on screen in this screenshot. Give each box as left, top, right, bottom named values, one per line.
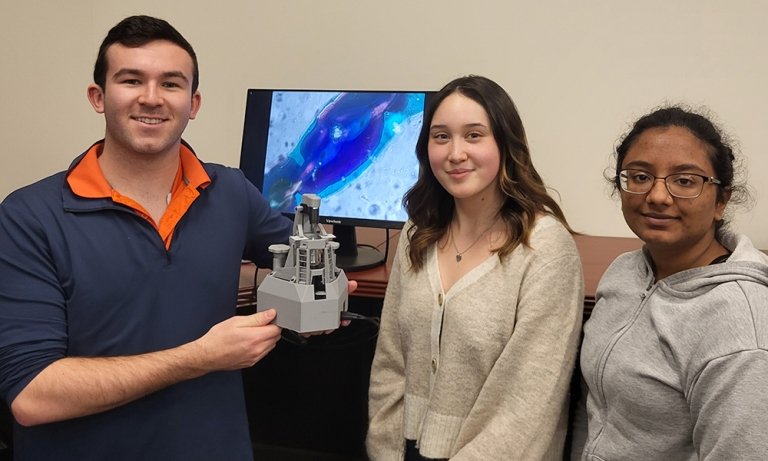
left=262, top=91, right=425, bottom=223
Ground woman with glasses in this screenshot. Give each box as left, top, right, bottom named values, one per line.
left=572, top=106, right=768, bottom=460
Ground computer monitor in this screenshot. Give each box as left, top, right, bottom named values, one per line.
left=239, top=89, right=434, bottom=271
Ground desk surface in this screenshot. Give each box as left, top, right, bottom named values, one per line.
left=239, top=228, right=644, bottom=309
left=342, top=231, right=644, bottom=303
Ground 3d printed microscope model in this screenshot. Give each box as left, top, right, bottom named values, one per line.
left=257, top=193, right=349, bottom=333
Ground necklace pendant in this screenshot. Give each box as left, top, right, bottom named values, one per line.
left=455, top=254, right=462, bottom=263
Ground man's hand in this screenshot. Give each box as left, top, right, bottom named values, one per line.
left=194, top=309, right=282, bottom=370
left=11, top=309, right=284, bottom=426
left=342, top=279, right=358, bottom=327
left=300, top=279, right=358, bottom=337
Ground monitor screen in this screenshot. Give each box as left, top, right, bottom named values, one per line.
left=239, top=89, right=433, bottom=271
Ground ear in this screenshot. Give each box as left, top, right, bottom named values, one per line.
left=714, top=187, right=732, bottom=221
left=188, top=90, right=202, bottom=120
left=87, top=84, right=105, bottom=114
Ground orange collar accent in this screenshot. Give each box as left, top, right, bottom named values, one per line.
left=66, top=141, right=212, bottom=249
left=177, top=143, right=212, bottom=192
left=66, top=143, right=111, bottom=198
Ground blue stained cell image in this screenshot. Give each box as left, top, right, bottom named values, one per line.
left=262, top=91, right=425, bottom=222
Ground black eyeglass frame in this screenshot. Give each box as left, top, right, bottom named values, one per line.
left=617, top=169, right=722, bottom=199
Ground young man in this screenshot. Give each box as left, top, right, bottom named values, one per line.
left=0, top=16, right=293, bottom=460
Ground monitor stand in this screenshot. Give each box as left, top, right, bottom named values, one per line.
left=331, top=225, right=385, bottom=272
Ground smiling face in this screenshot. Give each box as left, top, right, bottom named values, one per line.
left=620, top=126, right=728, bottom=255
left=87, top=39, right=201, bottom=160
left=427, top=92, right=503, bottom=207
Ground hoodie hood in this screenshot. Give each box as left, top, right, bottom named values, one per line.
left=646, top=233, right=768, bottom=296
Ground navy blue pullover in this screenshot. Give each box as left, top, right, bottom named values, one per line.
left=0, top=145, right=292, bottom=460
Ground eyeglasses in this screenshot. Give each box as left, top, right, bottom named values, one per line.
left=618, top=169, right=722, bottom=199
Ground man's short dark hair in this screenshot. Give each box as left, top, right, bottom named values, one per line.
left=93, top=15, right=199, bottom=93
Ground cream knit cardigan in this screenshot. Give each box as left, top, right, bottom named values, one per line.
left=367, top=216, right=584, bottom=460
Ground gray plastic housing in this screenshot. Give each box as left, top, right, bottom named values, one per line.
left=256, top=194, right=349, bottom=333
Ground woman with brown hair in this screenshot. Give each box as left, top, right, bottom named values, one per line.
left=366, top=75, right=584, bottom=460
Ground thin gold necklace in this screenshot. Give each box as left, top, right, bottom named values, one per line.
left=450, top=215, right=500, bottom=263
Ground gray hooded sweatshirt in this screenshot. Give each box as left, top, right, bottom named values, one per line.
left=573, top=233, right=768, bottom=460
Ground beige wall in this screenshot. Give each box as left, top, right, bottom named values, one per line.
left=2, top=1, right=766, bottom=247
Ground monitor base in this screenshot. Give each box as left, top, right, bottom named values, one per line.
left=335, top=245, right=385, bottom=272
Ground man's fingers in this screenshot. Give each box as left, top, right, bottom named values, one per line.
left=243, top=309, right=277, bottom=327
